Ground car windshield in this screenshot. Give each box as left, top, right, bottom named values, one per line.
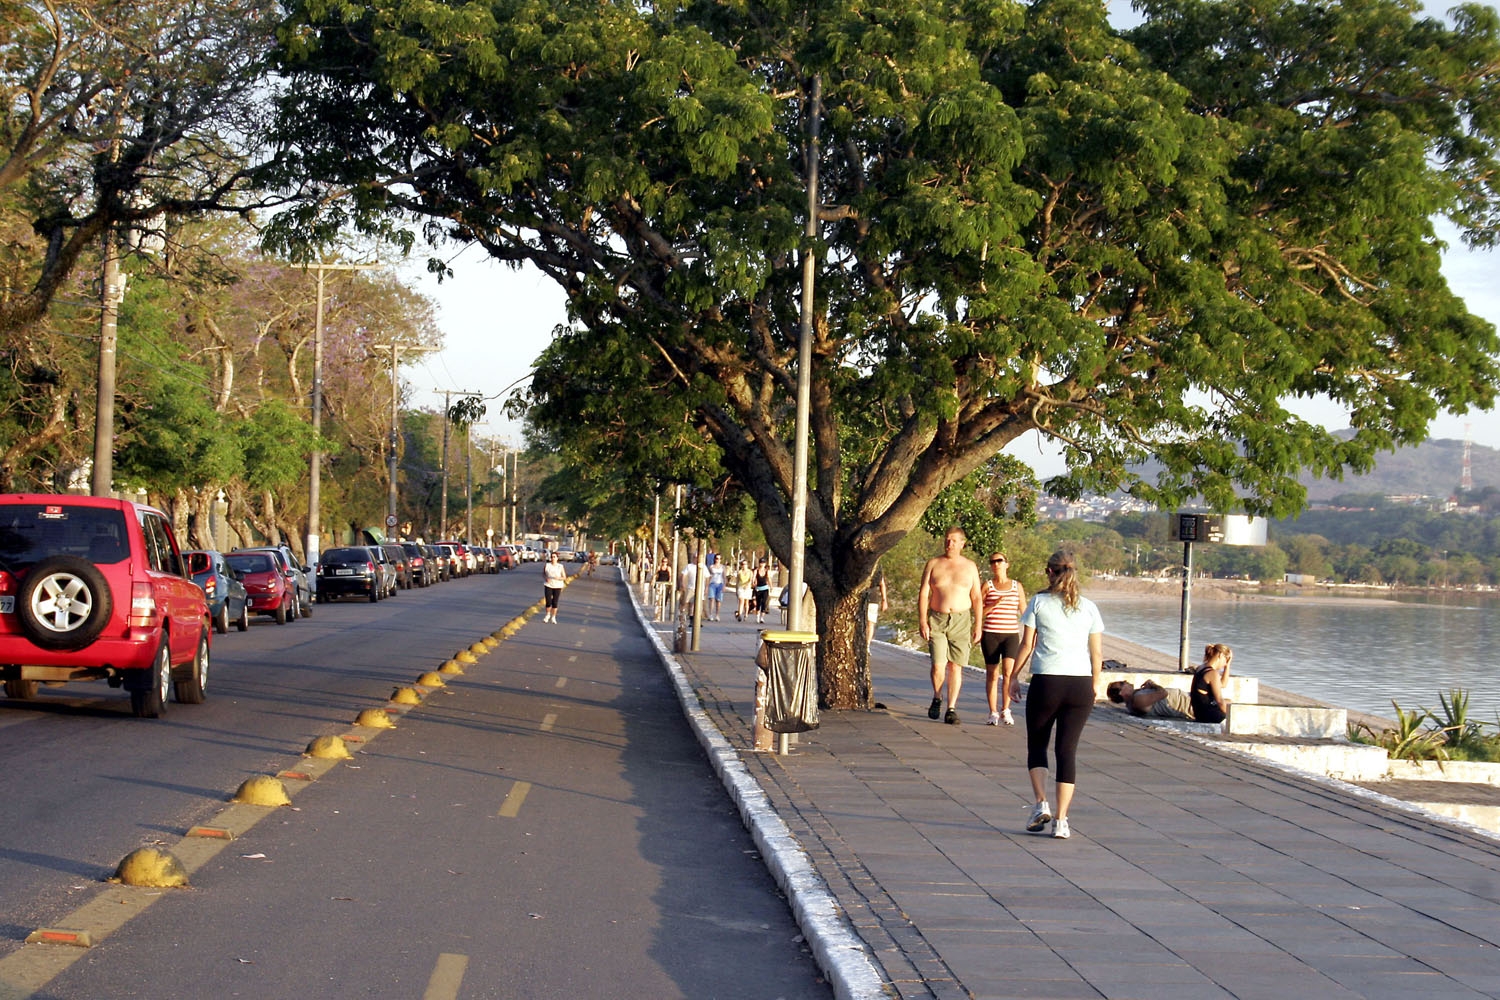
left=322, top=548, right=368, bottom=562
left=226, top=553, right=273, bottom=573
left=0, top=503, right=129, bottom=572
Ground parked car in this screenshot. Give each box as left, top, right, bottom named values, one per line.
left=421, top=543, right=449, bottom=582
left=225, top=549, right=297, bottom=624
left=367, top=544, right=398, bottom=597
left=381, top=543, right=412, bottom=590
left=437, top=543, right=466, bottom=578
left=400, top=542, right=432, bottom=587
left=235, top=545, right=313, bottom=618
left=0, top=494, right=212, bottom=717
left=185, top=549, right=249, bottom=634
left=316, top=546, right=384, bottom=602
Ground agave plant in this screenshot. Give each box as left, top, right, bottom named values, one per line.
left=1427, top=688, right=1489, bottom=752
left=1353, top=702, right=1451, bottom=763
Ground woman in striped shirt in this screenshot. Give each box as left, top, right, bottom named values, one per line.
left=981, top=552, right=1026, bottom=726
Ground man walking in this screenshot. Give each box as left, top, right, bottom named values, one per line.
left=918, top=526, right=983, bottom=724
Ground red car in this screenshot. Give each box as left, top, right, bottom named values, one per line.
left=225, top=550, right=296, bottom=624
left=0, top=494, right=211, bottom=718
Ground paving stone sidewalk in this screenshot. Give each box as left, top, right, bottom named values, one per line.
left=641, top=596, right=1500, bottom=1000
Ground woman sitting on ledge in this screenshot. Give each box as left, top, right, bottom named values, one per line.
left=1108, top=643, right=1233, bottom=724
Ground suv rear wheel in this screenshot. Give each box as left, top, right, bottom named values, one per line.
left=131, top=639, right=171, bottom=718
left=17, top=555, right=113, bottom=651
left=174, top=630, right=209, bottom=704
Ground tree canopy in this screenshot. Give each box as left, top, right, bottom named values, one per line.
left=267, top=0, right=1500, bottom=707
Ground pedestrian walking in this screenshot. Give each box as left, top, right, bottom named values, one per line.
left=653, top=557, right=672, bottom=621
left=980, top=552, right=1025, bottom=726
left=1014, top=550, right=1103, bottom=839
left=543, top=551, right=567, bottom=623
left=917, top=526, right=983, bottom=725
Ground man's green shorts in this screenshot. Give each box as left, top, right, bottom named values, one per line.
left=927, top=609, right=974, bottom=669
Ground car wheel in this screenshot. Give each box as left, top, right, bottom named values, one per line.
left=368, top=585, right=379, bottom=603
left=130, top=639, right=171, bottom=718
left=214, top=603, right=229, bottom=635
left=174, top=630, right=209, bottom=704
left=17, top=555, right=114, bottom=651
left=4, top=678, right=38, bottom=700
left=300, top=592, right=313, bottom=618
left=274, top=597, right=288, bottom=624
left=235, top=602, right=249, bottom=631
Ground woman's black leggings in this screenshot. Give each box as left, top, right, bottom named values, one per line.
left=544, top=587, right=560, bottom=610
left=1025, top=674, right=1095, bottom=784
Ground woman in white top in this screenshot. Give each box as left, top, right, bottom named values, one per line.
left=542, top=552, right=567, bottom=623
left=980, top=552, right=1025, bottom=726
left=1013, top=550, right=1104, bottom=840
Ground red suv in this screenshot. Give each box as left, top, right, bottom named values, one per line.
left=0, top=494, right=211, bottom=718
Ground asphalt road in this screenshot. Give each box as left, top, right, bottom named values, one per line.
left=0, top=565, right=830, bottom=999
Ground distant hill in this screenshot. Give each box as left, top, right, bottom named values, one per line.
left=1299, top=434, right=1500, bottom=500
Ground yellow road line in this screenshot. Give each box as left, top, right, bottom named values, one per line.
left=555, top=677, right=568, bottom=688
left=539, top=713, right=557, bottom=731
left=498, top=781, right=531, bottom=817
left=421, top=953, right=469, bottom=1000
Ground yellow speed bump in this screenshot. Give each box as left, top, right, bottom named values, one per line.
left=305, top=734, right=352, bottom=760
left=232, top=775, right=292, bottom=807
left=355, top=708, right=396, bottom=729
left=391, top=686, right=423, bottom=705
left=467, top=642, right=489, bottom=656
left=439, top=659, right=465, bottom=674
left=455, top=651, right=478, bottom=664
left=479, top=636, right=499, bottom=649
left=110, top=847, right=189, bottom=888
left=416, top=672, right=447, bottom=688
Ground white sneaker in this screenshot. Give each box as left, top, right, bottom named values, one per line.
left=1026, top=801, right=1051, bottom=833
left=1001, top=708, right=1015, bottom=726
left=986, top=712, right=1000, bottom=726
left=1052, top=817, right=1071, bottom=840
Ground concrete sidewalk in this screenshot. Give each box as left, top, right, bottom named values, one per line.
left=631, top=583, right=1500, bottom=1000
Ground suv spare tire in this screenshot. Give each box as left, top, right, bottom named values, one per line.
left=17, top=555, right=113, bottom=651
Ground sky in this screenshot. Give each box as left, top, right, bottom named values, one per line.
left=401, top=1, right=1500, bottom=480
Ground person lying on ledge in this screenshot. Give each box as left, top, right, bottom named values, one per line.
left=1108, top=644, right=1233, bottom=724
left=1108, top=679, right=1194, bottom=719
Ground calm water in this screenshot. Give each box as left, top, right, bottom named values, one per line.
left=1090, top=591, right=1500, bottom=723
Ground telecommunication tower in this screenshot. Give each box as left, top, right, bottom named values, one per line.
left=1462, top=422, right=1473, bottom=493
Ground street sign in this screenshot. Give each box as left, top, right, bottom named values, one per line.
left=385, top=514, right=398, bottom=528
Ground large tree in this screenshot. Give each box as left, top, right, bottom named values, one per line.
left=267, top=0, right=1500, bottom=707
left=0, top=0, right=285, bottom=332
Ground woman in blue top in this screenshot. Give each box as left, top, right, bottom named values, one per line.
left=1014, top=550, right=1104, bottom=840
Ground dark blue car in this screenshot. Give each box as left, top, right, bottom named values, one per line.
left=185, top=549, right=249, bottom=634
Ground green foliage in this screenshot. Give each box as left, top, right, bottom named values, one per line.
left=919, top=455, right=1039, bottom=557
left=1353, top=702, right=1451, bottom=763
left=241, top=401, right=323, bottom=492
left=1427, top=688, right=1490, bottom=753
left=267, top=0, right=1500, bottom=705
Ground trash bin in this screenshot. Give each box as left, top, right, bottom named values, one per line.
left=756, top=630, right=819, bottom=736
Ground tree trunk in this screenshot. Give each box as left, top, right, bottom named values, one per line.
left=814, top=585, right=873, bottom=710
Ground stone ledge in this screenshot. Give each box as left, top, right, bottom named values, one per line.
left=1228, top=703, right=1347, bottom=739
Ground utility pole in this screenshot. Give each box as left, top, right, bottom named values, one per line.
left=788, top=74, right=823, bottom=632
left=511, top=447, right=520, bottom=542
left=91, top=231, right=126, bottom=497
left=306, top=260, right=376, bottom=564
left=374, top=341, right=428, bottom=537
left=433, top=389, right=481, bottom=539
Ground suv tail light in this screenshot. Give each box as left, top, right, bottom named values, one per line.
left=0, top=570, right=12, bottom=594
left=129, top=581, right=157, bottom=627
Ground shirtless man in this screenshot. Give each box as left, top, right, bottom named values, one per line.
left=918, top=526, right=983, bottom=724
